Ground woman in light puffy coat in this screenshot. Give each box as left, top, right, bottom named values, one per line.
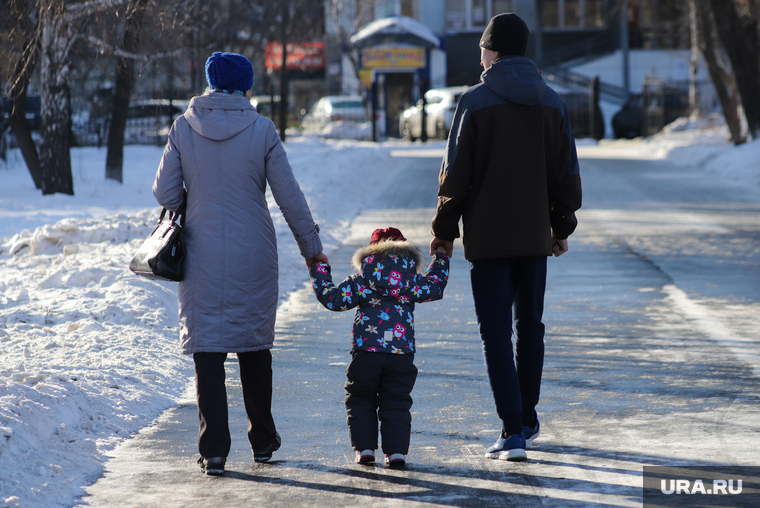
left=153, top=52, right=326, bottom=476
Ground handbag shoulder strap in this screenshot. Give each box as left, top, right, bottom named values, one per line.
left=161, top=188, right=187, bottom=227
left=176, top=188, right=187, bottom=227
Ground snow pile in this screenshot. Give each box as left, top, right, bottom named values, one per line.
left=307, top=121, right=373, bottom=140
left=647, top=114, right=760, bottom=188
left=641, top=113, right=733, bottom=160
left=0, top=137, right=401, bottom=508
left=0, top=211, right=190, bottom=508
left=702, top=138, right=760, bottom=187
left=586, top=113, right=760, bottom=188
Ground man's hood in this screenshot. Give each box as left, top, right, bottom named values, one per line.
left=481, top=56, right=547, bottom=106
left=183, top=92, right=258, bottom=141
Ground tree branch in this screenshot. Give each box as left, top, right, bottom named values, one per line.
left=74, top=33, right=188, bottom=60
left=64, top=0, right=129, bottom=22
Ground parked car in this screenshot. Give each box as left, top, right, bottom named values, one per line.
left=250, top=95, right=280, bottom=118
left=123, top=100, right=188, bottom=145
left=400, top=86, right=468, bottom=141
left=1, top=95, right=42, bottom=155
left=250, top=95, right=303, bottom=132
left=612, top=89, right=689, bottom=138
left=1, top=94, right=42, bottom=131
left=73, top=99, right=188, bottom=146
left=301, top=95, right=367, bottom=132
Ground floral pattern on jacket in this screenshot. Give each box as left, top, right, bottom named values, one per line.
left=309, top=241, right=449, bottom=354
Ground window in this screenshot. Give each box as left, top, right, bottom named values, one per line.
left=374, top=0, right=416, bottom=18
left=401, top=0, right=414, bottom=17
left=492, top=0, right=513, bottom=15
left=584, top=0, right=603, bottom=28
left=542, top=0, right=560, bottom=28
left=445, top=0, right=515, bottom=31
left=472, top=0, right=488, bottom=26
left=542, top=0, right=605, bottom=29
left=356, top=0, right=375, bottom=27
left=565, top=0, right=580, bottom=27
left=445, top=0, right=467, bottom=29
left=376, top=0, right=397, bottom=19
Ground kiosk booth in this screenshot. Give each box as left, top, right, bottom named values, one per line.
left=350, top=17, right=445, bottom=138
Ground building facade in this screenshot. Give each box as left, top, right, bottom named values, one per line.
left=322, top=0, right=691, bottom=136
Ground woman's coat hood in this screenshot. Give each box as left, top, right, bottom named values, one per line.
left=184, top=92, right=258, bottom=141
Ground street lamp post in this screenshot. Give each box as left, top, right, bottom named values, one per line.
left=621, top=0, right=630, bottom=97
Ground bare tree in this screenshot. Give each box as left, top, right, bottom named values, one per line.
left=99, top=0, right=285, bottom=172
left=263, top=0, right=324, bottom=141
left=38, top=0, right=76, bottom=195
left=692, top=0, right=746, bottom=144
left=33, top=0, right=132, bottom=195
left=277, top=3, right=291, bottom=141
left=105, top=0, right=148, bottom=183
left=3, top=0, right=322, bottom=192
left=86, top=0, right=207, bottom=182
left=329, top=0, right=374, bottom=88
left=709, top=0, right=760, bottom=139
left=2, top=0, right=43, bottom=189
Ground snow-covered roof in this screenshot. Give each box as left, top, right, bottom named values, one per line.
left=350, top=16, right=441, bottom=49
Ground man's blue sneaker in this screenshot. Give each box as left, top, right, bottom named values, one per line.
left=485, top=432, right=527, bottom=461
left=523, top=419, right=540, bottom=449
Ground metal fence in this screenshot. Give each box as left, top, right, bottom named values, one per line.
left=641, top=77, right=690, bottom=137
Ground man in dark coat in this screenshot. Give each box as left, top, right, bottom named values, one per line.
left=430, top=13, right=582, bottom=461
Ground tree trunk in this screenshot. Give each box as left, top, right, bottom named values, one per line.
left=709, top=0, right=760, bottom=139
left=105, top=57, right=132, bottom=183
left=38, top=1, right=74, bottom=195
left=9, top=45, right=43, bottom=189
left=105, top=0, right=146, bottom=183
left=689, top=0, right=700, bottom=114
left=278, top=5, right=290, bottom=142
left=694, top=0, right=746, bottom=144
left=8, top=1, right=43, bottom=189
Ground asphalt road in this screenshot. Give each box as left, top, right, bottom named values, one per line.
left=76, top=142, right=760, bottom=507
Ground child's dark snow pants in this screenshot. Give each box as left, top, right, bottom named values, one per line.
left=344, top=350, right=418, bottom=455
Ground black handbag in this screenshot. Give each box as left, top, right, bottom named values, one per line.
left=129, top=197, right=186, bottom=282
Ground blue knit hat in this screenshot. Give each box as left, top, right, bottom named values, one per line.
left=205, top=52, right=254, bottom=92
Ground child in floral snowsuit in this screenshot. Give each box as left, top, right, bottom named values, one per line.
left=308, top=227, right=449, bottom=467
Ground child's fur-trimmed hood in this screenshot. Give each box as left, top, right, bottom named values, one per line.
left=351, top=240, right=423, bottom=273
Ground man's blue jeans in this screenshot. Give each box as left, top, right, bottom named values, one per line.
left=469, top=256, right=547, bottom=435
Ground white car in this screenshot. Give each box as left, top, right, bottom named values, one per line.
left=400, top=86, right=468, bottom=141
left=301, top=96, right=367, bottom=131
left=122, top=100, right=189, bottom=145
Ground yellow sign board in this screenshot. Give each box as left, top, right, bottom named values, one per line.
left=359, top=69, right=374, bottom=89
left=362, top=47, right=426, bottom=69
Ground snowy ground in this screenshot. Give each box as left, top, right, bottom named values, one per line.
left=0, top=122, right=758, bottom=508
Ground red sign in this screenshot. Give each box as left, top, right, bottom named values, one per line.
left=265, top=42, right=326, bottom=70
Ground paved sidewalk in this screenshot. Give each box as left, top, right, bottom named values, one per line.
left=76, top=153, right=760, bottom=507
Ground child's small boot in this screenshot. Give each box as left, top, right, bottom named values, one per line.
left=385, top=453, right=405, bottom=468
left=356, top=449, right=375, bottom=464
